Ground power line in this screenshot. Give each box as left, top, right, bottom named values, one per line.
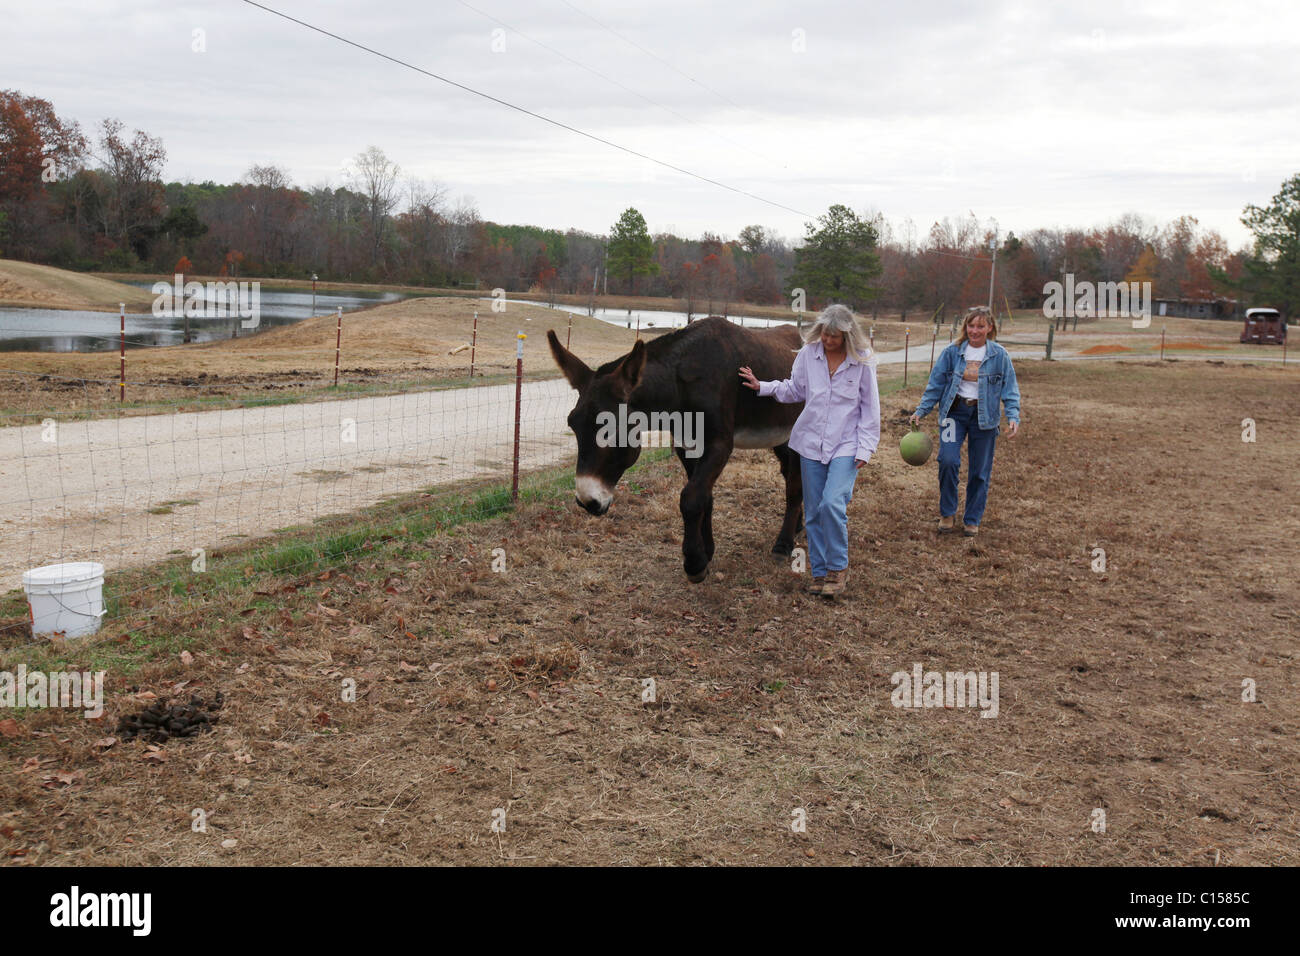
left=456, top=0, right=784, bottom=169
left=238, top=0, right=812, bottom=219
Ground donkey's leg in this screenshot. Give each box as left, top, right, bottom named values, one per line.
left=674, top=445, right=707, bottom=573
left=679, top=444, right=730, bottom=582
left=771, top=443, right=804, bottom=556
left=673, top=445, right=698, bottom=479
left=704, top=497, right=716, bottom=562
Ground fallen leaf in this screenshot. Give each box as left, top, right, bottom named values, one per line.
left=93, top=737, right=118, bottom=749
left=0, top=719, right=22, bottom=738
left=221, top=839, right=238, bottom=849
left=180, top=650, right=194, bottom=666
left=143, top=751, right=168, bottom=764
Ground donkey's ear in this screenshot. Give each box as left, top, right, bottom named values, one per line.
left=547, top=329, right=593, bottom=390
left=614, top=339, right=646, bottom=397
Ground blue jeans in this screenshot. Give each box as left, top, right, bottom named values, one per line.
left=799, top=455, right=858, bottom=576
left=938, top=401, right=998, bottom=526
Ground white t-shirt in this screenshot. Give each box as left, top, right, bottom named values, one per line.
left=956, top=344, right=986, bottom=399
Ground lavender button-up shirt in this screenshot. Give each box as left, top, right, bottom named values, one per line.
left=758, top=341, right=881, bottom=465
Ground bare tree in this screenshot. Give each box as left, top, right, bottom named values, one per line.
left=402, top=176, right=447, bottom=279
left=95, top=118, right=166, bottom=257
left=348, top=145, right=401, bottom=267
left=442, top=195, right=480, bottom=273
left=243, top=163, right=299, bottom=266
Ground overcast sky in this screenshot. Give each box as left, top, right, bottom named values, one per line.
left=6, top=0, right=1298, bottom=248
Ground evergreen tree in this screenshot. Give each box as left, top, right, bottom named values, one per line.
left=608, top=207, right=659, bottom=298
left=787, top=204, right=882, bottom=310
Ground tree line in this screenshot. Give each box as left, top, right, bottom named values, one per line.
left=1, top=89, right=1295, bottom=319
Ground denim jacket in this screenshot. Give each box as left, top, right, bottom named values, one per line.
left=913, top=339, right=1021, bottom=432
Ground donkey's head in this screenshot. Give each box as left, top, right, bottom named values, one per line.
left=547, top=330, right=647, bottom=516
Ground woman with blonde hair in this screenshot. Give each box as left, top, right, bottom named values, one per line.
left=910, top=306, right=1021, bottom=536
left=739, top=304, right=880, bottom=597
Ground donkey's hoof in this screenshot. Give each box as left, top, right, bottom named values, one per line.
left=771, top=540, right=794, bottom=557
left=686, top=565, right=710, bottom=584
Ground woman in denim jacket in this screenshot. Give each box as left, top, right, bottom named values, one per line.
left=909, top=307, right=1021, bottom=537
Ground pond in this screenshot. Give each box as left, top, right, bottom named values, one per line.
left=0, top=286, right=409, bottom=352
left=513, top=299, right=796, bottom=331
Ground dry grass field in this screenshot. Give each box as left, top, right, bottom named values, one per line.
left=1, top=359, right=1295, bottom=866
left=0, top=260, right=155, bottom=312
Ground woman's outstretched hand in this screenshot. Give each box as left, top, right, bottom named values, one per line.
left=738, top=366, right=760, bottom=391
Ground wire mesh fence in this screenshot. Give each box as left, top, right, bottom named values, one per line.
left=0, top=345, right=581, bottom=644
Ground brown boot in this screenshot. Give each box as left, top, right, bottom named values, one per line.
left=821, top=567, right=849, bottom=597
left=805, top=576, right=826, bottom=595
left=937, top=515, right=955, bottom=534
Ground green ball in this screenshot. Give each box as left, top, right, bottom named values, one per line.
left=900, top=427, right=933, bottom=466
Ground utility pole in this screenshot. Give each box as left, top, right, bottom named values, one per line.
left=1058, top=260, right=1069, bottom=332
left=986, top=232, right=998, bottom=314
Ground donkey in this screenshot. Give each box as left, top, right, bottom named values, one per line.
left=547, top=316, right=804, bottom=582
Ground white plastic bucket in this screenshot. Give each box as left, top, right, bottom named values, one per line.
left=22, top=562, right=106, bottom=639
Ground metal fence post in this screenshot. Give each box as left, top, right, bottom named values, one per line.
left=333, top=307, right=343, bottom=386
left=470, top=310, right=478, bottom=379
left=512, top=333, right=525, bottom=503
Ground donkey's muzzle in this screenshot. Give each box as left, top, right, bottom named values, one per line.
left=577, top=496, right=609, bottom=517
